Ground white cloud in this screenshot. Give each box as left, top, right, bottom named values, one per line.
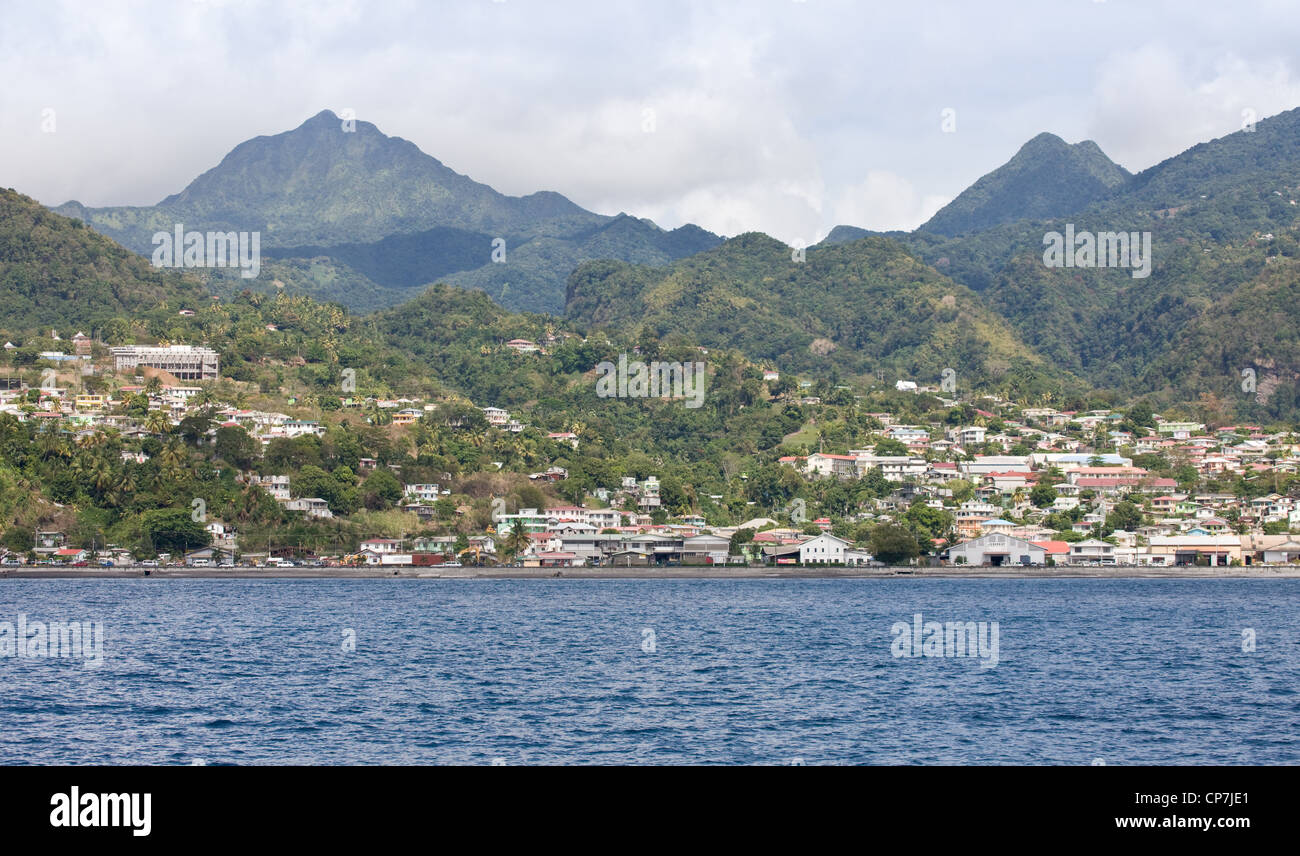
left=831, top=171, right=950, bottom=234
left=1087, top=44, right=1300, bottom=170
left=1, top=0, right=1299, bottom=246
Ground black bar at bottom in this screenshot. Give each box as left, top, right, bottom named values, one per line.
left=0, top=765, right=1280, bottom=844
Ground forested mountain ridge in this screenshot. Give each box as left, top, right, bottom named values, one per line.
left=51, top=111, right=722, bottom=314
left=813, top=106, right=1300, bottom=415
left=565, top=231, right=1081, bottom=400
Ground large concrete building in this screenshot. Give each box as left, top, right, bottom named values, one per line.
left=944, top=533, right=1047, bottom=567
left=110, top=345, right=219, bottom=380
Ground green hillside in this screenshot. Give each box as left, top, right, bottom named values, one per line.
left=565, top=232, right=1080, bottom=399
left=817, top=106, right=1300, bottom=416
left=0, top=188, right=208, bottom=337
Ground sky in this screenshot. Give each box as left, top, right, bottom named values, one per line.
left=3, top=0, right=1300, bottom=245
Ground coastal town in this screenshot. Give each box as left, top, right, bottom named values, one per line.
left=4, top=333, right=1300, bottom=572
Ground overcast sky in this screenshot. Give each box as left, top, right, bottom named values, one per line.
left=3, top=0, right=1300, bottom=244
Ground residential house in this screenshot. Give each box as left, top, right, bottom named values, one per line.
left=1068, top=539, right=1116, bottom=565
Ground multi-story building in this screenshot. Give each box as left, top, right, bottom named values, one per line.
left=110, top=345, right=220, bottom=380
left=852, top=453, right=928, bottom=481
left=404, top=484, right=441, bottom=503
left=283, top=497, right=332, bottom=518
left=956, top=501, right=1002, bottom=538
left=248, top=475, right=290, bottom=501
left=638, top=476, right=661, bottom=510
left=74, top=394, right=109, bottom=411
left=946, top=426, right=986, bottom=447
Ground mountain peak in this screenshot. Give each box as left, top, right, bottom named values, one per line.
left=1021, top=131, right=1069, bottom=150
left=919, top=132, right=1131, bottom=236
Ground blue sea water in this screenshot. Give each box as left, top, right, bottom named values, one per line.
left=0, top=578, right=1297, bottom=765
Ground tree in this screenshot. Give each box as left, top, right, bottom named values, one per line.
left=214, top=425, right=257, bottom=469
left=1127, top=401, right=1155, bottom=428
left=728, top=527, right=754, bottom=560
left=1030, top=483, right=1058, bottom=508
left=904, top=502, right=954, bottom=543
left=515, top=484, right=546, bottom=511
left=178, top=412, right=214, bottom=446
left=874, top=438, right=910, bottom=456
left=295, top=465, right=339, bottom=504
left=144, top=408, right=172, bottom=434
left=869, top=524, right=921, bottom=565
left=1, top=525, right=33, bottom=554
left=141, top=508, right=211, bottom=556
left=947, top=479, right=975, bottom=503
left=502, top=526, right=532, bottom=562
left=361, top=468, right=404, bottom=510
left=1105, top=500, right=1144, bottom=533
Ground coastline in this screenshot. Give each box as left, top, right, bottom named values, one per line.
left=4, top=564, right=1300, bottom=580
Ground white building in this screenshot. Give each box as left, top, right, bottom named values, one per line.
left=960, top=455, right=1032, bottom=476
left=110, top=345, right=219, bottom=380
left=284, top=497, right=332, bottom=518
left=403, top=484, right=441, bottom=503
left=945, top=533, right=1046, bottom=567
left=798, top=533, right=852, bottom=564
left=1068, top=538, right=1116, bottom=565
left=1263, top=540, right=1300, bottom=563
left=853, top=454, right=929, bottom=481
left=359, top=538, right=402, bottom=554
left=638, top=477, right=661, bottom=510
left=249, top=474, right=290, bottom=500
left=947, top=426, right=986, bottom=447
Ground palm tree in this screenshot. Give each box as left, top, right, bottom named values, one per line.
left=145, top=409, right=172, bottom=435
left=108, top=471, right=136, bottom=507
left=160, top=440, right=187, bottom=478
left=75, top=430, right=107, bottom=452
left=503, top=525, right=532, bottom=562
left=36, top=429, right=70, bottom=461
left=90, top=461, right=115, bottom=496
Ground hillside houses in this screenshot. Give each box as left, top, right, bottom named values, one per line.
left=7, top=333, right=1300, bottom=573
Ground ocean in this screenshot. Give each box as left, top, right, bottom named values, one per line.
left=1, top=578, right=1296, bottom=765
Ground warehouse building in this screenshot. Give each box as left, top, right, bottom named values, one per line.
left=944, top=533, right=1047, bottom=567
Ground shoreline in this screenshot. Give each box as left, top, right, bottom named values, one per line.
left=3, top=564, right=1300, bottom=580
